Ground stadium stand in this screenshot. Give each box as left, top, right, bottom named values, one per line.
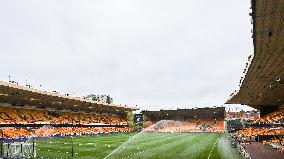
left=225, top=0, right=284, bottom=158
left=1, top=127, right=133, bottom=139
left=225, top=111, right=260, bottom=132
left=0, top=80, right=137, bottom=142
left=142, top=107, right=225, bottom=133
left=0, top=106, right=128, bottom=125
left=3, top=128, right=33, bottom=138
left=254, top=109, right=284, bottom=124
left=227, top=109, right=284, bottom=155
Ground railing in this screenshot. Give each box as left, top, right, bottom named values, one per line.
left=229, top=134, right=252, bottom=159
left=237, top=143, right=251, bottom=159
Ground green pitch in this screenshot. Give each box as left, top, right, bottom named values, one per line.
left=35, top=132, right=241, bottom=159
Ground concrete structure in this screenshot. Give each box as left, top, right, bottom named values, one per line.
left=226, top=0, right=284, bottom=116
left=0, top=81, right=138, bottom=115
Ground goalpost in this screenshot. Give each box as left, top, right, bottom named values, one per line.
left=2, top=142, right=36, bottom=158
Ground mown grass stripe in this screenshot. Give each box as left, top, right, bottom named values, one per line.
left=35, top=133, right=241, bottom=159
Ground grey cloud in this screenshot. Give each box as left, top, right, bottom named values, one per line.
left=0, top=0, right=253, bottom=111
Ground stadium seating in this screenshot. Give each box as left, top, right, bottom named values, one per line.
left=239, top=128, right=284, bottom=137
left=234, top=108, right=284, bottom=152
left=142, top=107, right=225, bottom=133
left=254, top=109, right=284, bottom=123
left=0, top=105, right=132, bottom=139
left=144, top=121, right=224, bottom=133
left=1, top=127, right=133, bottom=139
left=237, top=126, right=284, bottom=153
left=0, top=106, right=128, bottom=125
left=143, top=120, right=224, bottom=133
left=2, top=128, right=33, bottom=138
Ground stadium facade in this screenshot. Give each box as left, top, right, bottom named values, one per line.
left=225, top=0, right=284, bottom=158
left=226, top=0, right=284, bottom=117
left=0, top=80, right=138, bottom=157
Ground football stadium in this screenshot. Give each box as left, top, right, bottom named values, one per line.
left=0, top=0, right=284, bottom=159
left=0, top=81, right=234, bottom=158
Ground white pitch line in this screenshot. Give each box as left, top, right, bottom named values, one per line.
left=121, top=148, right=151, bottom=159
left=207, top=140, right=218, bottom=159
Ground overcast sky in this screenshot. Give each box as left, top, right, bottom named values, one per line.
left=0, top=0, right=254, bottom=111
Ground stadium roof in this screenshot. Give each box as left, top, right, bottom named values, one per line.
left=226, top=0, right=284, bottom=109
left=0, top=81, right=138, bottom=113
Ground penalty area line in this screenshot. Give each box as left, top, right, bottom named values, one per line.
left=122, top=148, right=151, bottom=159
left=207, top=140, right=218, bottom=159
